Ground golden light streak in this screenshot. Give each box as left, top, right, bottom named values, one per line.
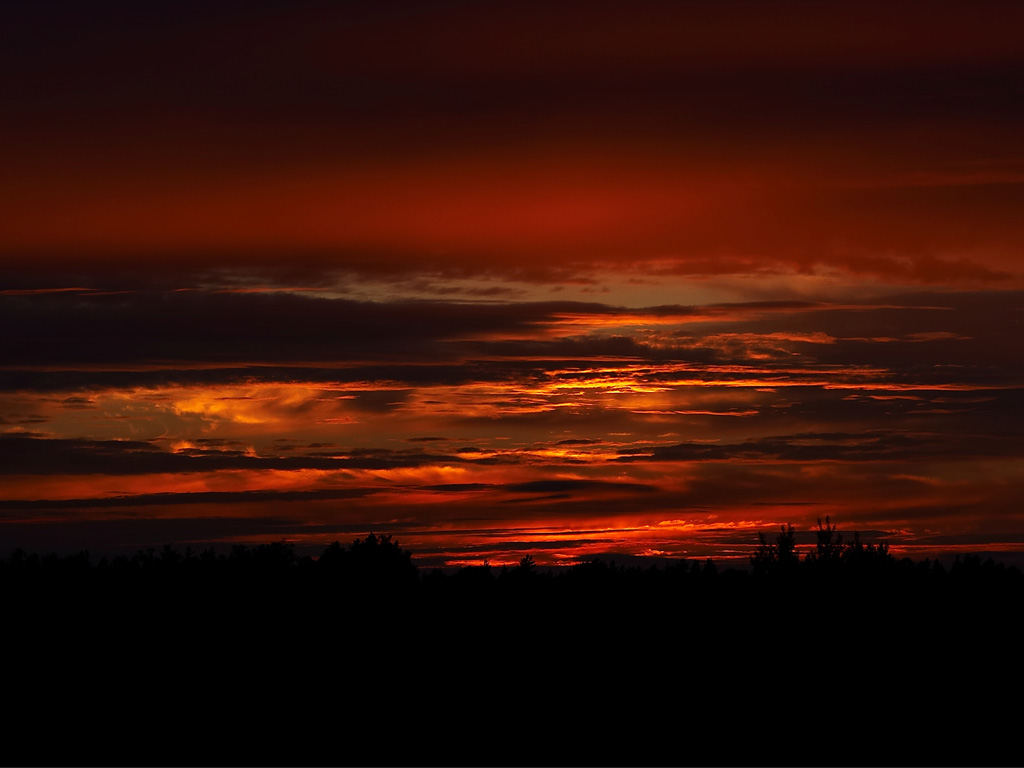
left=630, top=409, right=759, bottom=417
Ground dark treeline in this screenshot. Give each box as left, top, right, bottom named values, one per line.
left=4, top=519, right=1022, bottom=605
left=4, top=522, right=1022, bottom=767
left=5, top=521, right=1024, bottom=652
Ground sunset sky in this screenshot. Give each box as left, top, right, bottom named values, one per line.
left=2, top=0, right=1023, bottom=567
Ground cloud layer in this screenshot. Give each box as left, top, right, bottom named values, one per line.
left=2, top=287, right=1022, bottom=564
left=2, top=1, right=1022, bottom=564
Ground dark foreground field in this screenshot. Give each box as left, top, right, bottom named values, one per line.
left=4, top=528, right=1022, bottom=767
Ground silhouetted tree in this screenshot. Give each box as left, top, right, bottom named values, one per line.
left=840, top=530, right=893, bottom=572
left=317, top=533, right=418, bottom=591
left=501, top=553, right=546, bottom=598
left=805, top=516, right=843, bottom=569
left=751, top=523, right=798, bottom=575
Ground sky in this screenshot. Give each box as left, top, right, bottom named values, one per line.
left=2, top=0, right=1023, bottom=568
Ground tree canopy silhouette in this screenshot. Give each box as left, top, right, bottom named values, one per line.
left=316, top=532, right=418, bottom=591
left=751, top=522, right=799, bottom=575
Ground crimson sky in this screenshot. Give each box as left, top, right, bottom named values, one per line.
left=2, top=0, right=1023, bottom=567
